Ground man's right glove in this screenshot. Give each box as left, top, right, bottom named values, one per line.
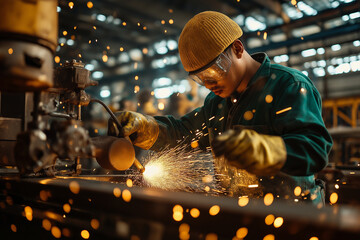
left=108, top=111, right=159, bottom=150
left=211, top=129, right=287, bottom=176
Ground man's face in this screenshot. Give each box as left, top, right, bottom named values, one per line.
left=189, top=47, right=243, bottom=98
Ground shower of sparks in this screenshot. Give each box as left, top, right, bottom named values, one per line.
left=141, top=144, right=218, bottom=192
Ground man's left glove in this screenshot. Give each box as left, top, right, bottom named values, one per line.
left=108, top=111, right=159, bottom=150
left=211, top=129, right=286, bottom=176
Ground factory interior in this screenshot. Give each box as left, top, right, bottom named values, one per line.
left=1, top=0, right=360, bottom=239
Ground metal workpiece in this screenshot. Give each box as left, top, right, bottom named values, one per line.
left=0, top=176, right=360, bottom=239
left=91, top=136, right=135, bottom=171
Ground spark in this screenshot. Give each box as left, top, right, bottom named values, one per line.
left=142, top=144, right=216, bottom=192
left=91, top=219, right=100, bottom=229
left=236, top=227, right=248, bottom=239
left=263, top=32, right=267, bottom=40
left=276, top=107, right=292, bottom=115
left=10, top=224, right=17, bottom=232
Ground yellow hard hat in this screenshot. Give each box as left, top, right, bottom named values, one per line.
left=178, top=11, right=243, bottom=72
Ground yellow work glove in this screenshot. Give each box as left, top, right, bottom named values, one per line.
left=211, top=129, right=286, bottom=176
left=108, top=111, right=159, bottom=150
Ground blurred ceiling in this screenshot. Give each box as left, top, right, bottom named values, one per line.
left=56, top=0, right=360, bottom=100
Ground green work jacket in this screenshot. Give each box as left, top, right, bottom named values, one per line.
left=151, top=53, right=333, bottom=204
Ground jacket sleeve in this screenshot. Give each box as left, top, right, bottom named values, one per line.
left=150, top=105, right=210, bottom=151
left=272, top=78, right=333, bottom=176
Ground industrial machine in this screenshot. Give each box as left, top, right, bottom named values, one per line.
left=1, top=1, right=360, bottom=240
left=0, top=0, right=141, bottom=176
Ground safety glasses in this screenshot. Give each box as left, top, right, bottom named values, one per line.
left=188, top=50, right=232, bottom=86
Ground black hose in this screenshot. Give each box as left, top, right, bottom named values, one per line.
left=90, top=98, right=124, bottom=138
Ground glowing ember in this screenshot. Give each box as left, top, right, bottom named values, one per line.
left=91, top=219, right=100, bottom=230
left=209, top=205, right=220, bottom=216
left=190, top=208, right=200, bottom=218
left=63, top=203, right=71, bottom=213
left=330, top=192, right=338, bottom=204
left=263, top=234, right=275, bottom=240
left=126, top=179, right=133, bottom=187
left=205, top=233, right=218, bottom=240
left=24, top=206, right=33, bottom=221
left=51, top=226, right=61, bottom=238
left=265, top=214, right=275, bottom=225
left=238, top=196, right=249, bottom=207
left=81, top=230, right=90, bottom=239
left=173, top=211, right=183, bottom=221
left=10, top=224, right=17, bottom=232
left=294, top=186, right=301, bottom=196
left=42, top=219, right=51, bottom=231
left=122, top=189, right=132, bottom=202
left=69, top=181, right=80, bottom=194
left=236, top=227, right=248, bottom=239
left=273, top=217, right=284, bottom=228
left=264, top=193, right=274, bottom=206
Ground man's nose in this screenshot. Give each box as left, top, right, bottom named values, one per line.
left=203, top=79, right=217, bottom=88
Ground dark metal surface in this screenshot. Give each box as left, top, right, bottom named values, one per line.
left=1, top=175, right=360, bottom=239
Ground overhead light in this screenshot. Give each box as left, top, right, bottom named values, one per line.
left=317, top=60, right=326, bottom=67
left=232, top=15, right=245, bottom=26
left=151, top=59, right=166, bottom=69
left=342, top=15, right=350, bottom=21
left=349, top=12, right=360, bottom=19
left=297, top=1, right=317, bottom=16
left=100, top=88, right=111, bottom=98
left=57, top=6, right=61, bottom=12
left=350, top=60, right=360, bottom=72
left=156, top=46, right=168, bottom=55
left=97, top=14, right=106, bottom=22
left=331, top=1, right=340, bottom=8
left=313, top=67, right=325, bottom=77
left=280, top=54, right=289, bottom=62
left=92, top=71, right=103, bottom=79
left=274, top=56, right=282, bottom=63
left=353, top=40, right=360, bottom=47
left=167, top=40, right=178, bottom=50
left=85, top=64, right=95, bottom=71
left=107, top=15, right=114, bottom=23
left=245, top=17, right=266, bottom=31
left=58, top=37, right=66, bottom=44
left=113, top=18, right=121, bottom=25
left=154, top=87, right=173, bottom=99
left=152, top=77, right=172, bottom=88
left=317, top=48, right=325, bottom=55
left=331, top=44, right=341, bottom=51
left=66, top=39, right=74, bottom=46
left=129, top=49, right=143, bottom=61
left=118, top=52, right=130, bottom=63
left=301, top=49, right=316, bottom=57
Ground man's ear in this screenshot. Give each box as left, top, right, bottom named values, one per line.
left=232, top=39, right=244, bottom=59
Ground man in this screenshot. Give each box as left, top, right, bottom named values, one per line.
left=109, top=11, right=333, bottom=205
